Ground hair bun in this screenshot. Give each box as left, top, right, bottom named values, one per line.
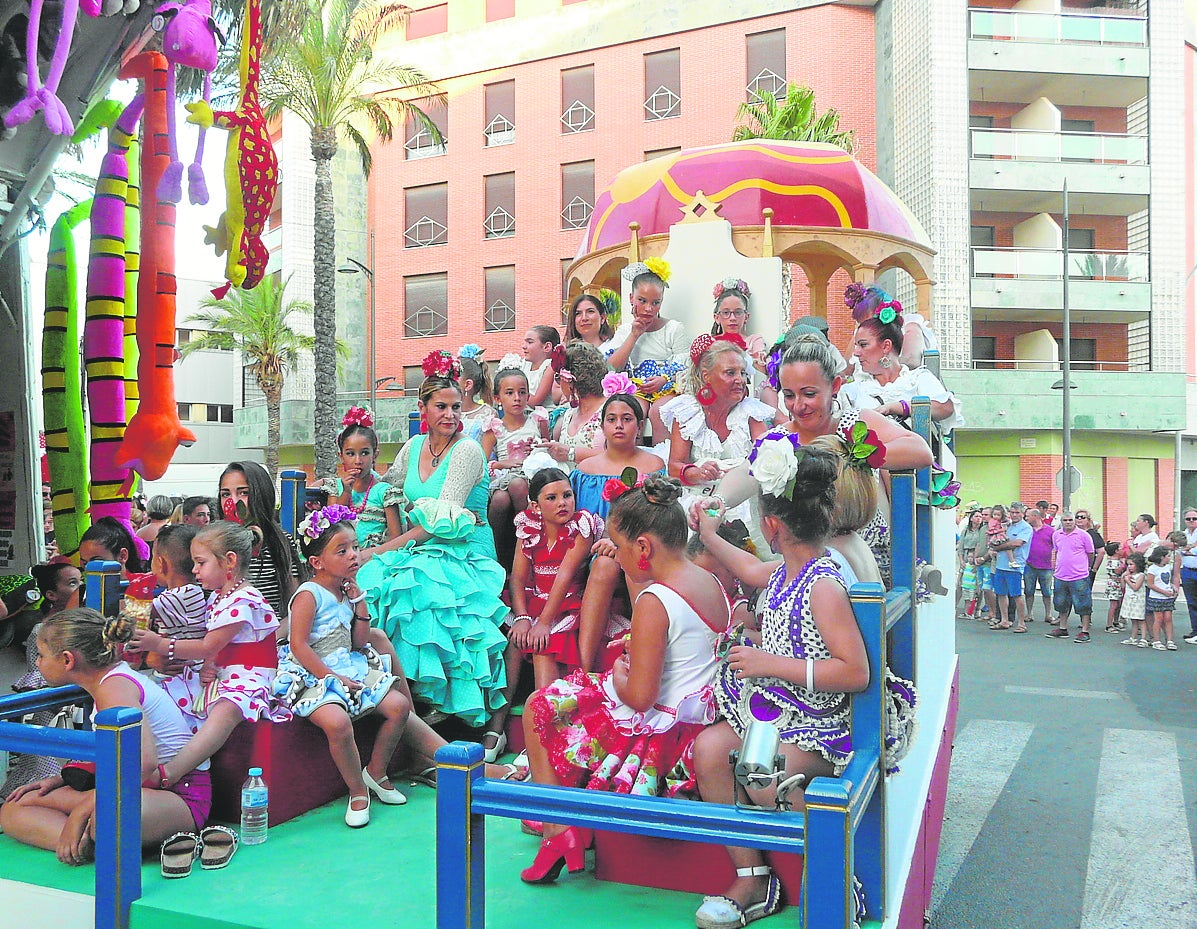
left=104, top=612, right=135, bottom=648
left=640, top=474, right=683, bottom=507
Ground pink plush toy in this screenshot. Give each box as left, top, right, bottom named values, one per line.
left=153, top=0, right=219, bottom=205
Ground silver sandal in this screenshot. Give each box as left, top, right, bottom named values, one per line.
left=695, top=865, right=783, bottom=928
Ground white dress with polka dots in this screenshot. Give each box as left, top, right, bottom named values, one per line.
left=205, top=586, right=292, bottom=723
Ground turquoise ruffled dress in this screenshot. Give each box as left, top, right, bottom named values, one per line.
left=357, top=436, right=509, bottom=727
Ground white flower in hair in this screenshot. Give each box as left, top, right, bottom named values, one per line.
left=750, top=437, right=800, bottom=499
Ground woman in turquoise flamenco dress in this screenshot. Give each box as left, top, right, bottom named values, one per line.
left=356, top=352, right=511, bottom=732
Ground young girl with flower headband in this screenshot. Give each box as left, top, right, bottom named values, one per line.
left=606, top=258, right=689, bottom=443
left=710, top=278, right=774, bottom=405
left=692, top=443, right=870, bottom=929
left=273, top=506, right=412, bottom=827
left=325, top=407, right=405, bottom=558
left=458, top=344, right=497, bottom=443
left=130, top=522, right=291, bottom=789
left=519, top=475, right=726, bottom=885
left=509, top=467, right=604, bottom=688
left=540, top=341, right=609, bottom=474
left=570, top=388, right=667, bottom=671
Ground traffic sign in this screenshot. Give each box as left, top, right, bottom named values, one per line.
left=1055, top=466, right=1082, bottom=493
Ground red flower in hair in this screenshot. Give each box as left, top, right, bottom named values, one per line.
left=342, top=406, right=374, bottom=428
left=602, top=478, right=631, bottom=502
left=421, top=350, right=461, bottom=380
left=550, top=343, right=567, bottom=374
left=689, top=334, right=715, bottom=365
left=715, top=333, right=747, bottom=351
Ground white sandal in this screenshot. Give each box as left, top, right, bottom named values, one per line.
left=482, top=730, right=507, bottom=763
left=695, top=865, right=783, bottom=928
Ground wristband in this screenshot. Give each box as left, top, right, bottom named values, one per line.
left=353, top=614, right=371, bottom=622
left=167, top=638, right=176, bottom=661
left=347, top=593, right=366, bottom=603
left=806, top=658, right=815, bottom=692
left=680, top=463, right=698, bottom=486
left=567, top=447, right=576, bottom=464
left=899, top=399, right=911, bottom=418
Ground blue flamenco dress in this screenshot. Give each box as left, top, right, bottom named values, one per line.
left=357, top=436, right=509, bottom=727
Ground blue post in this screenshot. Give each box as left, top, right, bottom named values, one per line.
left=804, top=778, right=852, bottom=929
left=279, top=469, right=306, bottom=537
left=436, top=741, right=486, bottom=929
left=409, top=410, right=422, bottom=438
left=93, top=706, right=143, bottom=929
left=84, top=560, right=123, bottom=617
left=849, top=584, right=887, bottom=919
left=911, top=397, right=933, bottom=566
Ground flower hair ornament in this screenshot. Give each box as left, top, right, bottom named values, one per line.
left=550, top=343, right=568, bottom=375
left=713, top=277, right=750, bottom=301
left=621, top=256, right=672, bottom=287
left=342, top=406, right=374, bottom=428
left=844, top=282, right=903, bottom=326
left=929, top=465, right=961, bottom=510
left=748, top=435, right=805, bottom=500
left=458, top=343, right=484, bottom=361
left=297, top=504, right=358, bottom=553
left=689, top=333, right=749, bottom=367
left=598, top=288, right=620, bottom=317
left=764, top=336, right=787, bottom=391
left=836, top=409, right=887, bottom=470
left=601, top=466, right=644, bottom=503
left=601, top=371, right=636, bottom=397
left=421, top=349, right=462, bottom=381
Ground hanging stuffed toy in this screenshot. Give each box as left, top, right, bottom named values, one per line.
left=84, top=95, right=148, bottom=559
left=4, top=0, right=139, bottom=135
left=188, top=0, right=276, bottom=295
left=115, top=51, right=196, bottom=481
left=153, top=0, right=219, bottom=205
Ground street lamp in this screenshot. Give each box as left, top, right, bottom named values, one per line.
left=337, top=229, right=377, bottom=411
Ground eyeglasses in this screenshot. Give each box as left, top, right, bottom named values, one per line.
left=716, top=309, right=747, bottom=319
left=1186, top=516, right=1197, bottom=521
left=1076, top=514, right=1089, bottom=520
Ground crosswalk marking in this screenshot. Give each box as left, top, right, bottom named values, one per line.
left=931, top=718, right=1034, bottom=912
left=1003, top=685, right=1124, bottom=700
left=1080, top=729, right=1197, bottom=929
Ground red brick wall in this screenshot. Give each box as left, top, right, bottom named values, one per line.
left=970, top=320, right=1128, bottom=369
left=1019, top=454, right=1064, bottom=507
left=970, top=210, right=1128, bottom=251
left=1103, top=457, right=1128, bottom=541
left=367, top=5, right=878, bottom=371
left=1157, top=458, right=1176, bottom=534
left=969, top=101, right=1128, bottom=134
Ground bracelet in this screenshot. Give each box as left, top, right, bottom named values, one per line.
left=352, top=614, right=371, bottom=623
left=567, top=447, right=576, bottom=464
left=806, top=658, right=815, bottom=692
left=512, top=614, right=532, bottom=625
left=167, top=638, right=176, bottom=661
left=347, top=593, right=366, bottom=603
left=680, top=463, right=698, bottom=486
left=899, top=399, right=911, bottom=418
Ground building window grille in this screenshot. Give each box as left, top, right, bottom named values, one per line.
left=404, top=273, right=449, bottom=338
left=485, top=299, right=515, bottom=332
left=406, top=305, right=448, bottom=337
left=561, top=65, right=595, bottom=133
left=560, top=160, right=595, bottom=231
left=404, top=183, right=448, bottom=247
left=404, top=99, right=447, bottom=160
left=644, top=49, right=680, bottom=121
left=484, top=173, right=516, bottom=239
left=745, top=29, right=786, bottom=101
left=746, top=68, right=785, bottom=100
left=484, top=80, right=515, bottom=146
left=485, top=114, right=515, bottom=146
left=561, top=197, right=592, bottom=229
left=406, top=215, right=447, bottom=247
left=242, top=365, right=265, bottom=405
left=484, top=207, right=515, bottom=238
left=484, top=265, right=516, bottom=332
left=644, top=85, right=680, bottom=120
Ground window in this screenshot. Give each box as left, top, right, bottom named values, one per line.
left=242, top=365, right=265, bottom=404
left=484, top=80, right=515, bottom=147
left=746, top=29, right=786, bottom=101
left=1061, top=118, right=1095, bottom=134
left=406, top=3, right=447, bottom=39
left=968, top=115, right=994, bottom=129
left=484, top=266, right=516, bottom=332
left=405, top=183, right=448, bottom=248
left=645, top=147, right=681, bottom=161
left=644, top=49, right=680, bottom=121
left=1067, top=227, right=1095, bottom=251
left=485, top=0, right=514, bottom=21
left=560, top=161, right=594, bottom=230
left=405, top=98, right=447, bottom=160
left=178, top=402, right=192, bottom=421
left=1055, top=337, right=1097, bottom=370
left=206, top=404, right=233, bottom=423
left=560, top=65, right=594, bottom=133
left=404, top=273, right=449, bottom=338
left=971, top=337, right=996, bottom=369
left=484, top=173, right=515, bottom=238
left=177, top=328, right=191, bottom=346
left=404, top=366, right=424, bottom=394
left=561, top=259, right=573, bottom=302
left=971, top=225, right=995, bottom=278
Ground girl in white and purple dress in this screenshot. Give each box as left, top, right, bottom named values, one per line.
left=131, top=522, right=291, bottom=788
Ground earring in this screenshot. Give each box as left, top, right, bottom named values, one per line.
left=697, top=385, right=716, bottom=406
left=879, top=356, right=893, bottom=369
left=637, top=554, right=651, bottom=571
left=456, top=421, right=464, bottom=434
left=225, top=570, right=234, bottom=582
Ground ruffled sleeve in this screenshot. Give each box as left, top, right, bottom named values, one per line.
left=514, top=509, right=543, bottom=548
left=659, top=393, right=705, bottom=440
left=567, top=509, right=604, bottom=541
left=407, top=440, right=487, bottom=540
left=319, top=476, right=341, bottom=498
left=381, top=481, right=406, bottom=510
left=730, top=396, right=776, bottom=427
left=487, top=417, right=504, bottom=437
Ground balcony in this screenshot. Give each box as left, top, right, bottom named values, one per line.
left=949, top=369, right=1186, bottom=433
left=969, top=128, right=1149, bottom=213
left=969, top=8, right=1149, bottom=86
left=971, top=248, right=1150, bottom=320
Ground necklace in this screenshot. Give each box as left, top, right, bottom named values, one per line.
left=765, top=554, right=822, bottom=612
left=212, top=580, right=247, bottom=610
left=347, top=473, right=376, bottom=514
left=428, top=433, right=455, bottom=467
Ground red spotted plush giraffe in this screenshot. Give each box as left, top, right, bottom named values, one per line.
left=187, top=0, right=276, bottom=295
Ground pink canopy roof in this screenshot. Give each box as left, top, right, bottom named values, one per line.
left=579, top=140, right=930, bottom=258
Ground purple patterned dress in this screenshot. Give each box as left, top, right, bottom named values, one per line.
left=715, top=555, right=854, bottom=774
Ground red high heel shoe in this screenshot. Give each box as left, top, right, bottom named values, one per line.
left=520, top=826, right=591, bottom=883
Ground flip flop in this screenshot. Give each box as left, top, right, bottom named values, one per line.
left=160, top=832, right=200, bottom=879
left=495, top=763, right=528, bottom=781
left=199, top=825, right=239, bottom=870
left=401, top=767, right=437, bottom=789
left=1011, top=626, right=1028, bottom=634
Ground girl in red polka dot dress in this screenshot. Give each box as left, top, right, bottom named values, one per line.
left=132, top=522, right=291, bottom=787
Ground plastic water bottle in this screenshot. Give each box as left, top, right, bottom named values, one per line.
left=240, top=767, right=269, bottom=845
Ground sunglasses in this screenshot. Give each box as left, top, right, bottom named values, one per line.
left=1186, top=516, right=1197, bottom=521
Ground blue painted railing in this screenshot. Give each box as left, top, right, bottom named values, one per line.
left=436, top=398, right=937, bottom=928
left=0, top=559, right=144, bottom=929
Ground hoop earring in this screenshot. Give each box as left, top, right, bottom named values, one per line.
left=456, top=421, right=464, bottom=434
left=879, top=356, right=894, bottom=369
left=697, top=385, right=716, bottom=407
left=637, top=554, right=651, bottom=572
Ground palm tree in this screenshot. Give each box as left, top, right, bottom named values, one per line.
left=732, top=83, right=857, bottom=153
left=260, top=0, right=443, bottom=479
left=180, top=274, right=316, bottom=484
